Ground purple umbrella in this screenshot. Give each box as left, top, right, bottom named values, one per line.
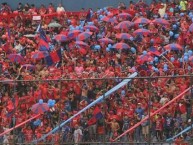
left=164, top=43, right=183, bottom=51
left=84, top=25, right=99, bottom=32
left=7, top=54, right=24, bottom=64
left=118, top=13, right=132, bottom=19
left=112, top=43, right=130, bottom=50
left=98, top=38, right=114, bottom=44
left=189, top=23, right=193, bottom=32
left=115, top=21, right=134, bottom=30
left=67, top=30, right=82, bottom=39
left=133, top=28, right=151, bottom=35
left=115, top=33, right=132, bottom=40
left=21, top=64, right=35, bottom=70
left=77, top=31, right=93, bottom=41
left=134, top=18, right=150, bottom=24
left=31, top=99, right=49, bottom=114
left=75, top=41, right=89, bottom=47
left=152, top=18, right=169, bottom=25
left=102, top=16, right=118, bottom=23
left=31, top=51, right=49, bottom=59
left=54, top=34, right=68, bottom=42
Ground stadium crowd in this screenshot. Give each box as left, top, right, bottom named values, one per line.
left=0, top=0, right=193, bottom=144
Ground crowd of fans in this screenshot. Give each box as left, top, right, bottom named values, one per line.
left=0, top=0, right=193, bottom=144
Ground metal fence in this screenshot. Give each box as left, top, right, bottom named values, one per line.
left=0, top=75, right=193, bottom=145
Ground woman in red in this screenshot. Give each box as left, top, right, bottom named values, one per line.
left=155, top=114, right=164, bottom=141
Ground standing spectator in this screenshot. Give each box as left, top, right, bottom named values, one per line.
left=155, top=114, right=164, bottom=141
left=56, top=3, right=65, bottom=13
left=47, top=3, right=55, bottom=14
left=17, top=3, right=23, bottom=12
left=73, top=124, right=83, bottom=145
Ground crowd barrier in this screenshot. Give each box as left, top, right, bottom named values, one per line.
left=0, top=75, right=193, bottom=144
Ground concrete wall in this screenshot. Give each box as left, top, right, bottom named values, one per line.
left=3, top=0, right=152, bottom=11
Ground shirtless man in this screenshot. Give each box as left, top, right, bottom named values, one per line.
left=106, top=118, right=120, bottom=140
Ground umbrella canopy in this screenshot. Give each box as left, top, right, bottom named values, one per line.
left=112, top=43, right=130, bottom=50
left=164, top=43, right=183, bottom=51
left=115, top=21, right=134, bottom=30
left=115, top=33, right=132, bottom=40
left=67, top=30, right=82, bottom=39
left=118, top=13, right=132, bottom=19
left=7, top=54, right=24, bottom=63
left=48, top=22, right=62, bottom=28
left=84, top=25, right=99, bottom=32
left=152, top=18, right=170, bottom=25
left=54, top=34, right=68, bottom=42
left=133, top=28, right=151, bottom=35
left=101, top=16, right=118, bottom=23
left=137, top=54, right=154, bottom=64
left=21, top=64, right=35, bottom=70
left=134, top=18, right=150, bottom=24
left=31, top=100, right=49, bottom=114
left=31, top=51, right=49, bottom=59
left=77, top=31, right=93, bottom=41
left=75, top=41, right=89, bottom=47
left=98, top=38, right=114, bottom=44
left=189, top=23, right=193, bottom=32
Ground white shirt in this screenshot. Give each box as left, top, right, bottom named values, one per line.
left=56, top=6, right=65, bottom=13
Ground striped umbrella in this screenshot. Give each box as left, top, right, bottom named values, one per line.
left=152, top=18, right=170, bottom=25
left=21, top=64, right=35, bottom=70
left=118, top=13, right=132, bottom=19
left=134, top=18, right=151, bottom=24
left=75, top=41, right=89, bottom=47
left=98, top=38, right=114, bottom=44
left=189, top=23, right=193, bottom=32
left=115, top=21, right=134, bottom=30
left=31, top=101, right=49, bottom=114
left=54, top=34, right=68, bottom=42
left=133, top=28, right=151, bottom=35
left=164, top=43, right=183, bottom=51
left=7, top=54, right=24, bottom=63
left=101, top=16, right=118, bottom=23
left=115, top=33, right=132, bottom=40
left=31, top=51, right=49, bottom=59
left=84, top=25, right=99, bottom=32
left=77, top=31, right=93, bottom=41
left=137, top=54, right=154, bottom=64
left=112, top=43, right=130, bottom=50
left=67, top=30, right=82, bottom=39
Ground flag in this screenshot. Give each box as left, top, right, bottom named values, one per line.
left=6, top=27, right=11, bottom=40
left=45, top=55, right=54, bottom=66
left=149, top=46, right=160, bottom=56
left=37, top=24, right=49, bottom=51
left=87, top=106, right=103, bottom=126
left=50, top=49, right=62, bottom=63
left=86, top=9, right=91, bottom=22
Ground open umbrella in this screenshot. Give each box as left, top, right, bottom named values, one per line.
left=67, top=30, right=82, bottom=39
left=31, top=51, right=49, bottom=59
left=98, top=38, right=114, bottom=44
left=152, top=18, right=170, bottom=25
left=31, top=99, right=49, bottom=114
left=137, top=54, right=154, bottom=64
left=21, top=64, right=35, bottom=70
left=114, top=21, right=134, bottom=30
left=189, top=23, right=193, bottom=32
left=48, top=22, right=62, bottom=28
left=118, top=13, right=132, bottom=19
left=7, top=54, right=24, bottom=63
left=77, top=31, right=93, bottom=41
left=134, top=18, right=150, bottom=24
left=75, top=41, right=89, bottom=47
left=164, top=43, right=183, bottom=51
left=84, top=25, right=99, bottom=32
left=133, top=28, right=151, bottom=35
left=101, top=16, right=118, bottom=23
left=54, top=34, right=68, bottom=42
left=112, top=43, right=130, bottom=50
left=115, top=33, right=132, bottom=40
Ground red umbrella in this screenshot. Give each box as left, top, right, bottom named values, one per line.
left=67, top=30, right=82, bottom=39
left=118, top=13, right=132, bottom=19
left=7, top=54, right=24, bottom=63
left=101, top=16, right=118, bottom=23
left=75, top=41, right=89, bottom=47
left=134, top=18, right=150, bottom=24
left=115, top=33, right=132, bottom=40
left=152, top=18, right=170, bottom=25
left=164, top=43, right=183, bottom=51
left=31, top=51, right=49, bottom=59
left=98, top=38, right=114, bottom=44
left=54, top=34, right=68, bottom=42
left=133, top=28, right=151, bottom=35
left=114, top=21, right=134, bottom=30
left=31, top=99, right=49, bottom=114
left=112, top=43, right=130, bottom=50
left=77, top=31, right=93, bottom=41
left=84, top=25, right=99, bottom=32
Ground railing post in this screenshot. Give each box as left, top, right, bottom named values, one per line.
left=148, top=77, right=151, bottom=145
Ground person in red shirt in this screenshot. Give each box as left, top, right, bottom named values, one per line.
left=155, top=114, right=164, bottom=141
